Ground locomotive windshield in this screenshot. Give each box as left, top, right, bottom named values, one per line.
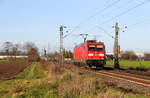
left=96, top=45, right=103, bottom=51
left=88, top=45, right=103, bottom=51
left=88, top=45, right=95, bottom=50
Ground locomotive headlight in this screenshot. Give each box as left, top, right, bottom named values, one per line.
left=101, top=57, right=104, bottom=60
left=99, top=54, right=104, bottom=56
left=88, top=53, right=93, bottom=56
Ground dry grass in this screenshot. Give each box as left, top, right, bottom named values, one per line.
left=41, top=62, right=150, bottom=98
left=58, top=71, right=106, bottom=98
left=41, top=61, right=64, bottom=74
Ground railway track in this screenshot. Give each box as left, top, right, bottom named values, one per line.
left=76, top=66, right=150, bottom=93
left=97, top=71, right=150, bottom=86
left=64, top=62, right=150, bottom=93
left=81, top=67, right=150, bottom=86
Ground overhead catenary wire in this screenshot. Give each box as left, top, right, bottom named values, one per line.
left=127, top=18, right=150, bottom=28
left=103, top=0, right=135, bottom=16
left=63, top=0, right=121, bottom=38
left=71, top=34, right=102, bottom=37
left=96, top=26, right=115, bottom=39
left=100, top=0, right=150, bottom=25
left=84, top=0, right=135, bottom=34
left=86, top=0, right=150, bottom=39
left=91, top=18, right=150, bottom=40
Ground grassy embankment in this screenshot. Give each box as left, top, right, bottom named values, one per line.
left=0, top=62, right=148, bottom=98
left=0, top=62, right=47, bottom=97
left=0, top=59, right=28, bottom=63
left=106, top=60, right=150, bottom=68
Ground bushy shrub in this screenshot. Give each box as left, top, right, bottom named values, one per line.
left=121, top=51, right=138, bottom=60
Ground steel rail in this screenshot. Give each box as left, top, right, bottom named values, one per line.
left=98, top=71, right=150, bottom=85
left=79, top=67, right=150, bottom=87
left=100, top=71, right=150, bottom=82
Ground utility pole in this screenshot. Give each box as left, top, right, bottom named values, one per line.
left=47, top=43, right=50, bottom=60
left=59, top=25, right=66, bottom=66
left=59, top=25, right=63, bottom=66
left=114, top=22, right=120, bottom=69
left=48, top=43, right=50, bottom=55
left=80, top=33, right=88, bottom=42
left=44, top=48, right=47, bottom=57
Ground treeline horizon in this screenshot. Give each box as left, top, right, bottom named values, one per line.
left=0, top=41, right=38, bottom=55
left=0, top=41, right=40, bottom=61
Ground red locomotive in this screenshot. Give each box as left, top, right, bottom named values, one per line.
left=73, top=40, right=106, bottom=68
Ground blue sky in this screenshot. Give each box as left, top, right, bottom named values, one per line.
left=0, top=0, right=150, bottom=53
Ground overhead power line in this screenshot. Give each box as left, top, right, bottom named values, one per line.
left=75, top=0, right=121, bottom=26
left=96, top=26, right=114, bottom=39
left=70, top=34, right=102, bottom=38
left=127, top=18, right=150, bottom=28
left=64, top=0, right=121, bottom=38
left=100, top=0, right=150, bottom=25
left=104, top=0, right=135, bottom=16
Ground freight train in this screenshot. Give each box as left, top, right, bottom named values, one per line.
left=73, top=40, right=106, bottom=68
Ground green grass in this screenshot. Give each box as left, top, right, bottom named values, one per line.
left=0, top=62, right=51, bottom=98
left=0, top=59, right=28, bottom=63
left=106, top=60, right=150, bottom=68
left=0, top=62, right=148, bottom=98
left=14, top=62, right=46, bottom=79
left=0, top=80, right=59, bottom=98
left=11, top=59, right=28, bottom=63
left=0, top=59, right=9, bottom=62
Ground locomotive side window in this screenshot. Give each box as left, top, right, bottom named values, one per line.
left=88, top=45, right=95, bottom=50
left=96, top=45, right=103, bottom=51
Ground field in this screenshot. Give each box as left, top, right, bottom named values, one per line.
left=0, top=61, right=32, bottom=80
left=106, top=60, right=150, bottom=68
left=0, top=61, right=148, bottom=98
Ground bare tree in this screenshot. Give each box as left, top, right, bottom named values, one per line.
left=23, top=42, right=40, bottom=61
left=12, top=43, right=22, bottom=58
left=63, top=50, right=73, bottom=58
left=2, top=42, right=13, bottom=55
left=23, top=42, right=37, bottom=52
